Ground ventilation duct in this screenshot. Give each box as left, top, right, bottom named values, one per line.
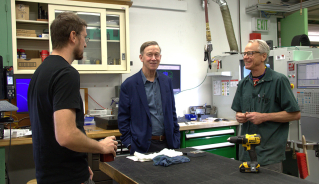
left=212, top=0, right=239, bottom=52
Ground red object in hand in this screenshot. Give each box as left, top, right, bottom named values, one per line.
left=100, top=153, right=114, bottom=162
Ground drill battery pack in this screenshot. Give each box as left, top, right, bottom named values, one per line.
left=239, top=162, right=260, bottom=173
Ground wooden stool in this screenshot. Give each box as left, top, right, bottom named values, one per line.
left=26, top=179, right=37, bottom=184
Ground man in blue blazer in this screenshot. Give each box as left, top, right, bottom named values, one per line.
left=118, top=41, right=180, bottom=154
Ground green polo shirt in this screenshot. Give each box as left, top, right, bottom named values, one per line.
left=231, top=67, right=299, bottom=166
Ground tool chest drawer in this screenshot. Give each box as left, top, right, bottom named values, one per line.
left=180, top=126, right=237, bottom=159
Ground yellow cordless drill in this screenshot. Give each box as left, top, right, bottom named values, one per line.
left=227, top=134, right=261, bottom=173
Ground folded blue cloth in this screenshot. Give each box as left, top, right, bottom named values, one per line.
left=153, top=155, right=190, bottom=167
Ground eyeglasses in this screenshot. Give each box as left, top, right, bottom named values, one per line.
left=78, top=34, right=90, bottom=43
left=85, top=37, right=90, bottom=44
left=241, top=51, right=261, bottom=57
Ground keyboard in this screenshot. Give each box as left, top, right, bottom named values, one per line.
left=0, top=100, right=19, bottom=112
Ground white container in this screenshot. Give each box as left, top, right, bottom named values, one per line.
left=211, top=62, right=218, bottom=72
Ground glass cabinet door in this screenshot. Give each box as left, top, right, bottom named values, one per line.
left=106, top=11, right=126, bottom=71
left=48, top=5, right=107, bottom=70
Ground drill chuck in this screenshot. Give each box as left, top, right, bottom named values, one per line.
left=228, top=136, right=246, bottom=144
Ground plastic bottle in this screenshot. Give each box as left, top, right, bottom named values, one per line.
left=20, top=49, right=26, bottom=59
left=38, top=6, right=42, bottom=19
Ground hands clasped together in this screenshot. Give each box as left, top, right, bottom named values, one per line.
left=236, top=112, right=265, bottom=125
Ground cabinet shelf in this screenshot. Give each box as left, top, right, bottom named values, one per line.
left=207, top=71, right=232, bottom=77
left=107, top=40, right=120, bottom=43
left=107, top=25, right=119, bottom=28
left=89, top=40, right=120, bottom=42
left=17, top=36, right=49, bottom=40
left=16, top=20, right=48, bottom=24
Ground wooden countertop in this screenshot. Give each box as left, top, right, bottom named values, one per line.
left=0, top=125, right=121, bottom=147
left=84, top=125, right=121, bottom=138
left=0, top=121, right=239, bottom=147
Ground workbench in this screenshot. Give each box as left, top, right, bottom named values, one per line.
left=99, top=148, right=315, bottom=184
left=0, top=125, right=120, bottom=184
left=0, top=121, right=239, bottom=184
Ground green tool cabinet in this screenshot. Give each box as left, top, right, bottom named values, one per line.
left=180, top=126, right=237, bottom=159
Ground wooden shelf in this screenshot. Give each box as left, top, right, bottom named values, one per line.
left=17, top=36, right=49, bottom=40
left=16, top=20, right=48, bottom=24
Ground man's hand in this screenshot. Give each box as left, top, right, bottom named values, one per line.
left=246, top=112, right=264, bottom=125
left=99, top=136, right=118, bottom=156
left=236, top=112, right=248, bottom=123
left=88, top=166, right=93, bottom=180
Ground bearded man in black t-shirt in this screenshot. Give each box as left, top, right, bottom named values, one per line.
left=28, top=12, right=118, bottom=184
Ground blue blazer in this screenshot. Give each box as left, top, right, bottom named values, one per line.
left=118, top=70, right=180, bottom=154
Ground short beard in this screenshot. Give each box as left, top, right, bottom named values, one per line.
left=73, top=45, right=83, bottom=60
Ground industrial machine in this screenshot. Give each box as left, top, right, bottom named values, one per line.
left=287, top=58, right=319, bottom=151
left=228, top=134, right=261, bottom=173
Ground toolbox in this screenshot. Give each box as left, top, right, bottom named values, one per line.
left=94, top=116, right=118, bottom=130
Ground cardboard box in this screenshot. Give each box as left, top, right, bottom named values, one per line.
left=16, top=33, right=37, bottom=37
left=16, top=4, right=29, bottom=20
left=18, top=50, right=42, bottom=70
left=17, top=58, right=42, bottom=70
left=16, top=29, right=36, bottom=34
left=25, top=50, right=40, bottom=59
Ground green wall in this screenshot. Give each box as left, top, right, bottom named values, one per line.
left=0, top=0, right=13, bottom=67
left=280, top=8, right=308, bottom=47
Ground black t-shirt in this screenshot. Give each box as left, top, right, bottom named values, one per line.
left=28, top=55, right=89, bottom=184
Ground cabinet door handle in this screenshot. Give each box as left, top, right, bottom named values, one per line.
left=189, top=142, right=235, bottom=150
left=186, top=129, right=234, bottom=139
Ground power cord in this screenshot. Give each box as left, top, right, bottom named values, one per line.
left=175, top=67, right=209, bottom=95
left=88, top=94, right=106, bottom=109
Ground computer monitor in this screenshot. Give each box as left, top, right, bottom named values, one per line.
left=240, top=56, right=274, bottom=80
left=15, top=78, right=31, bottom=113
left=297, top=62, right=319, bottom=89
left=157, top=64, right=181, bottom=93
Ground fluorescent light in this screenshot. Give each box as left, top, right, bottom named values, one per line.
left=77, top=12, right=100, bottom=16
left=107, top=15, right=119, bottom=17
left=55, top=10, right=65, bottom=13
left=106, top=27, right=119, bottom=30
left=308, top=36, right=319, bottom=42
left=87, top=27, right=100, bottom=29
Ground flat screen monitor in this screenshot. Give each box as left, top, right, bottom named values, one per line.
left=297, top=62, right=319, bottom=89
left=157, top=64, right=181, bottom=93
left=240, top=56, right=274, bottom=79
left=15, top=78, right=31, bottom=113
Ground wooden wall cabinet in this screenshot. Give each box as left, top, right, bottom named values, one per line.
left=11, top=0, right=130, bottom=74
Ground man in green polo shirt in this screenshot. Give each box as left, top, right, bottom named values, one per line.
left=231, top=39, right=300, bottom=172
